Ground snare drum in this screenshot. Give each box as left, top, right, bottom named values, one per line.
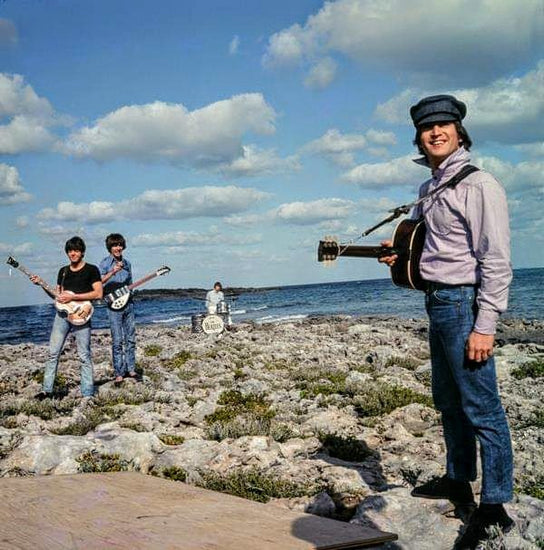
left=216, top=301, right=230, bottom=314
left=191, top=313, right=206, bottom=333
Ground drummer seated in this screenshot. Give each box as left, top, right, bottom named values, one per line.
left=206, top=281, right=224, bottom=314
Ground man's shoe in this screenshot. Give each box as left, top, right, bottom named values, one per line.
left=411, top=475, right=475, bottom=505
left=454, top=504, right=514, bottom=549
left=34, top=391, right=52, bottom=401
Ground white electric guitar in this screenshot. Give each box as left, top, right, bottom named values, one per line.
left=104, top=265, right=171, bottom=310
left=6, top=256, right=94, bottom=325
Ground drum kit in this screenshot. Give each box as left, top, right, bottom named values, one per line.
left=191, top=300, right=232, bottom=335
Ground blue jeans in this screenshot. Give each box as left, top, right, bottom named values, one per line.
left=107, top=302, right=136, bottom=377
left=43, top=314, right=94, bottom=397
left=425, top=285, right=513, bottom=503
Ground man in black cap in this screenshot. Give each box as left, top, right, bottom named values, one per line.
left=380, top=95, right=514, bottom=549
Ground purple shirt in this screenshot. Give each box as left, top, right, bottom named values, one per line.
left=413, top=147, right=512, bottom=334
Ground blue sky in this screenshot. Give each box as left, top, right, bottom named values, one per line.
left=1, top=0, right=543, bottom=307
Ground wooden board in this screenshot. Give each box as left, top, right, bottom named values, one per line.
left=0, top=473, right=396, bottom=550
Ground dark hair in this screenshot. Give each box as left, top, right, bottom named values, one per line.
left=214, top=281, right=222, bottom=289
left=65, top=236, right=86, bottom=254
left=413, top=121, right=472, bottom=155
left=105, top=233, right=126, bottom=252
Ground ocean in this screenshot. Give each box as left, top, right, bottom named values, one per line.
left=1, top=267, right=542, bottom=346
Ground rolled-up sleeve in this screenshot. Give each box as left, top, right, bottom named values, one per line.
left=466, top=175, right=512, bottom=334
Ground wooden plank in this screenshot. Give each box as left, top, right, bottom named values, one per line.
left=0, top=473, right=396, bottom=550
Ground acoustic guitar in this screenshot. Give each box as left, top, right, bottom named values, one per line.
left=318, top=218, right=426, bottom=291
left=104, top=265, right=171, bottom=310
left=6, top=256, right=94, bottom=325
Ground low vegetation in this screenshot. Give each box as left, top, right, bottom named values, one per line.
left=318, top=433, right=374, bottom=462
left=352, top=382, right=434, bottom=417
left=76, top=451, right=130, bottom=473
left=511, top=359, right=544, bottom=380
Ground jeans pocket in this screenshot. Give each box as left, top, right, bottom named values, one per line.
left=433, top=288, right=462, bottom=305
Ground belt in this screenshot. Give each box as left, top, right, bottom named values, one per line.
left=425, top=281, right=477, bottom=292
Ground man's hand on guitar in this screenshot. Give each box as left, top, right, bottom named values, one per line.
left=29, top=274, right=42, bottom=286
left=57, top=291, right=74, bottom=304
left=466, top=331, right=494, bottom=362
left=378, top=240, right=398, bottom=267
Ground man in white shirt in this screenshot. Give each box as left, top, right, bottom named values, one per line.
left=206, top=281, right=224, bottom=314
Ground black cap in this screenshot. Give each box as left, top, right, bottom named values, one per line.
left=410, top=95, right=467, bottom=128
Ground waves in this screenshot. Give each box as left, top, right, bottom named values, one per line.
left=1, top=268, right=542, bottom=345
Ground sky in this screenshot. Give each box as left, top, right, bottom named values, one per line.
left=0, top=0, right=543, bottom=307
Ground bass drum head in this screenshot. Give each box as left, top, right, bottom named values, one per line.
left=201, top=314, right=225, bottom=335
left=191, top=313, right=206, bottom=333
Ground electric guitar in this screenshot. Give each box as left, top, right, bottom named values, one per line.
left=6, top=256, right=94, bottom=325
left=104, top=265, right=171, bottom=310
left=318, top=218, right=427, bottom=291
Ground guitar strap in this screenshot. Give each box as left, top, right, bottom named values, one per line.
left=361, top=164, right=479, bottom=237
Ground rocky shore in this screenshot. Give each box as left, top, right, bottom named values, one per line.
left=0, top=316, right=543, bottom=549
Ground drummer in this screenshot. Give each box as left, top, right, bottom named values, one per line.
left=205, top=281, right=224, bottom=314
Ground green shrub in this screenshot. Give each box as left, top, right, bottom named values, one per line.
left=515, top=474, right=544, bottom=500
left=294, top=368, right=349, bottom=399
left=384, top=355, right=421, bottom=370
left=50, top=406, right=122, bottom=436
left=511, top=359, right=544, bottom=380
left=204, top=390, right=277, bottom=441
left=160, top=466, right=188, bottom=482
left=319, top=433, right=374, bottom=462
left=0, top=397, right=78, bottom=421
left=197, top=468, right=324, bottom=503
left=165, top=350, right=194, bottom=369
left=159, top=434, right=185, bottom=445
left=76, top=451, right=129, bottom=473
left=353, top=382, right=434, bottom=417
left=144, top=344, right=162, bottom=357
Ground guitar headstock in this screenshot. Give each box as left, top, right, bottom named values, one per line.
left=156, top=266, right=171, bottom=276
left=6, top=256, right=19, bottom=269
left=317, top=237, right=340, bottom=262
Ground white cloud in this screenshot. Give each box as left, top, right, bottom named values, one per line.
left=0, top=19, right=17, bottom=46
left=365, top=129, right=396, bottom=147
left=376, top=62, right=544, bottom=144
left=340, top=154, right=424, bottom=188
left=304, top=128, right=396, bottom=166
left=0, top=164, right=32, bottom=205
left=37, top=185, right=271, bottom=224
left=0, top=242, right=33, bottom=256
left=274, top=198, right=356, bottom=225
left=304, top=128, right=366, bottom=166
left=263, top=0, right=544, bottom=87
left=223, top=213, right=263, bottom=227
left=304, top=57, right=337, bottom=89
left=0, top=73, right=60, bottom=154
left=64, top=93, right=277, bottom=169
left=516, top=142, right=544, bottom=157
left=229, top=35, right=240, bottom=55
left=15, top=216, right=29, bottom=228
left=132, top=230, right=261, bottom=248
left=0, top=115, right=57, bottom=154
left=219, top=145, right=300, bottom=177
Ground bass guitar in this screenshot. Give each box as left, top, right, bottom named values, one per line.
left=104, top=265, right=171, bottom=310
left=6, top=256, right=94, bottom=325
left=318, top=218, right=426, bottom=291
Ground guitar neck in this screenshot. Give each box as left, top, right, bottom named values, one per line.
left=12, top=263, right=57, bottom=297
left=334, top=244, right=397, bottom=259
left=128, top=271, right=160, bottom=291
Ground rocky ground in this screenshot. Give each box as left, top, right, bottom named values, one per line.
left=0, top=316, right=543, bottom=550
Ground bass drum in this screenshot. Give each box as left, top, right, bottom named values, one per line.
left=191, top=313, right=206, bottom=333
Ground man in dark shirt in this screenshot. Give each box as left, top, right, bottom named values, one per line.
left=32, top=236, right=102, bottom=399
